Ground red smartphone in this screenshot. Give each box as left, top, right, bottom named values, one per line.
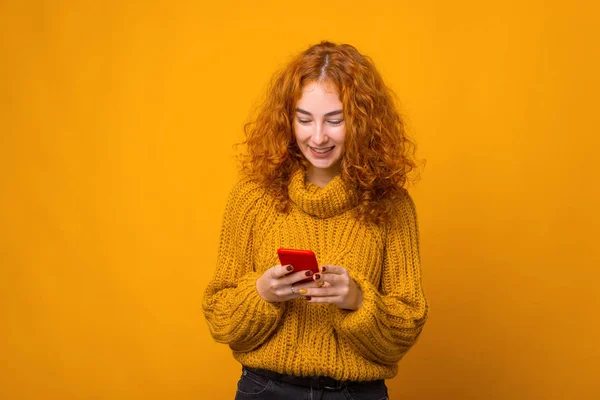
left=277, top=248, right=319, bottom=283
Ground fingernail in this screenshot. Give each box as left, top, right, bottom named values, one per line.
left=299, top=289, right=308, bottom=294
left=321, top=266, right=327, bottom=272
left=305, top=270, right=313, bottom=276
left=317, top=282, right=324, bottom=287
left=286, top=265, right=293, bottom=272
left=314, top=273, right=321, bottom=280
left=304, top=296, right=312, bottom=301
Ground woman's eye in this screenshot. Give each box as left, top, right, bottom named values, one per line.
left=328, top=120, right=343, bottom=126
left=297, top=118, right=311, bottom=124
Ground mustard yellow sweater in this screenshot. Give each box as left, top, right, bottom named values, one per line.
left=202, top=170, right=428, bottom=381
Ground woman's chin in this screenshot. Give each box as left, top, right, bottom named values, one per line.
left=306, top=159, right=341, bottom=175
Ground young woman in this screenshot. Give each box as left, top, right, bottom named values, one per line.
left=202, top=41, right=428, bottom=400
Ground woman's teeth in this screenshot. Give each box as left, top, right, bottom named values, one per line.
left=311, top=147, right=334, bottom=153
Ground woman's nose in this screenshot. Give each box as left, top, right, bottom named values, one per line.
left=312, top=124, right=327, bottom=144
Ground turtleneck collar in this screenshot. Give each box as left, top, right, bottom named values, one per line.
left=288, top=169, right=355, bottom=219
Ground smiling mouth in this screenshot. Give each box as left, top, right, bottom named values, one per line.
left=310, top=146, right=335, bottom=154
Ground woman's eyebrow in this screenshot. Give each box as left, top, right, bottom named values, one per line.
left=295, top=108, right=343, bottom=117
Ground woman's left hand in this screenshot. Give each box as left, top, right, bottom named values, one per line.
left=293, top=264, right=363, bottom=310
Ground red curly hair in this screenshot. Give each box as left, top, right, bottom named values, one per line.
left=239, top=41, right=420, bottom=225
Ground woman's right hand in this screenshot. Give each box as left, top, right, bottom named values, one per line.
left=256, top=265, right=315, bottom=303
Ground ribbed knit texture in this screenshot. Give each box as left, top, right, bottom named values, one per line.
left=202, top=169, right=428, bottom=381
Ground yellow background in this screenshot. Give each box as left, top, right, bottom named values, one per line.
left=1, top=0, right=599, bottom=399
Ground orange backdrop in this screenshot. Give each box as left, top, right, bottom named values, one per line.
left=1, top=1, right=599, bottom=399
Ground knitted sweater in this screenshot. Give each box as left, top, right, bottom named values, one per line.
left=202, top=169, right=428, bottom=381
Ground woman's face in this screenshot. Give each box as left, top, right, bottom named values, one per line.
left=293, top=82, right=346, bottom=184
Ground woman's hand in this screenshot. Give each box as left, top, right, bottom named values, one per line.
left=256, top=264, right=316, bottom=303
left=294, top=265, right=363, bottom=310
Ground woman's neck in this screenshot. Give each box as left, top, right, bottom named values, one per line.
left=305, top=166, right=340, bottom=188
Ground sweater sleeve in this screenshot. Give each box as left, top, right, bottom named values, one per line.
left=202, top=180, right=286, bottom=352
left=330, top=193, right=428, bottom=364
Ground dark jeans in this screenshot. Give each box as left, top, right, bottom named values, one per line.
left=234, top=367, right=389, bottom=400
